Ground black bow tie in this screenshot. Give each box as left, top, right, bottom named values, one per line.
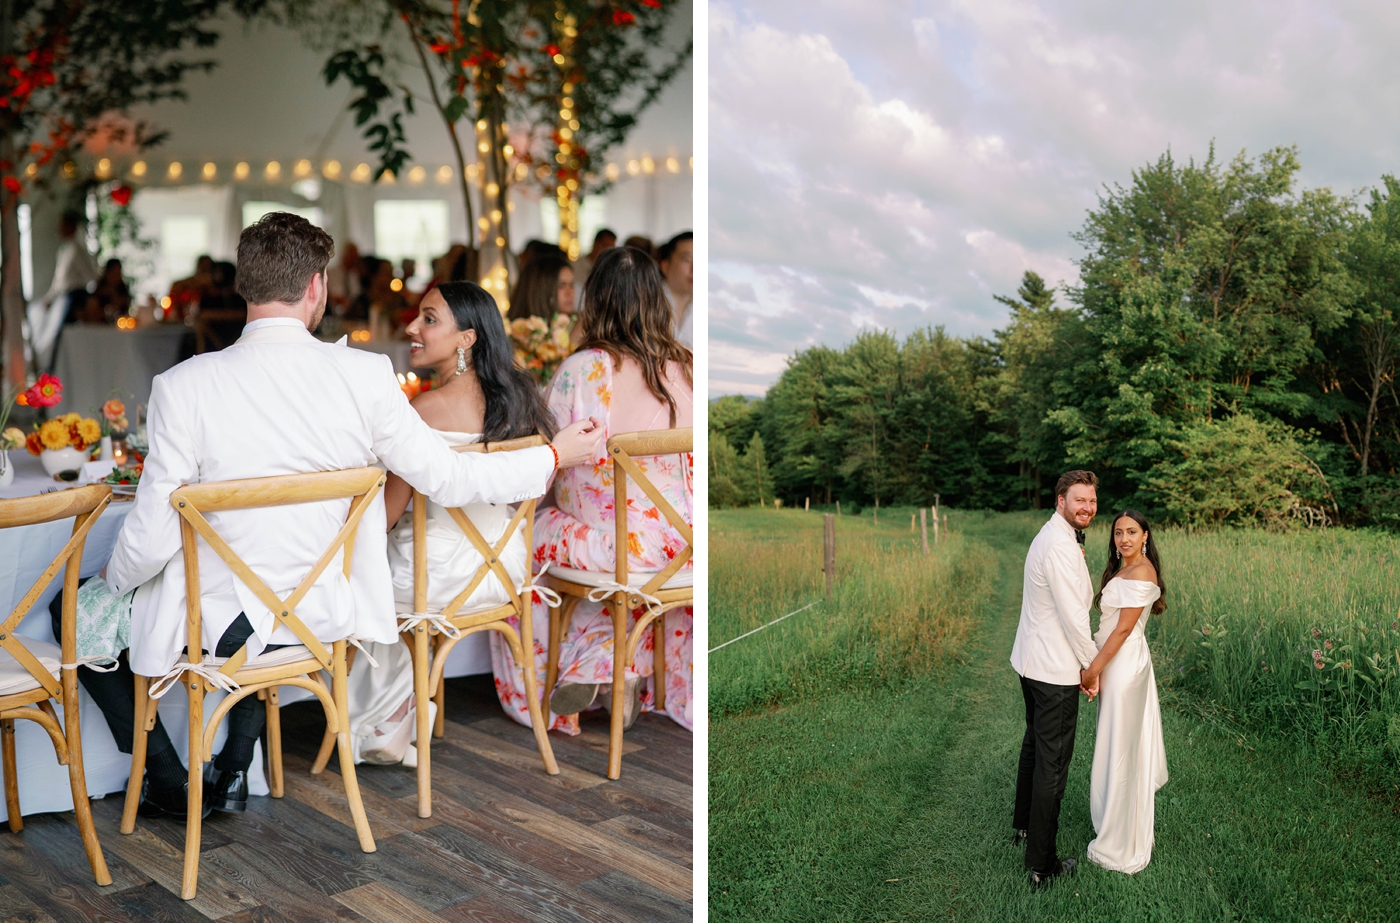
left=1075, top=530, right=1085, bottom=545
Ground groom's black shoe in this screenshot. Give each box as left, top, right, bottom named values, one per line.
left=1011, top=828, right=1028, bottom=848
left=137, top=778, right=211, bottom=820
left=1029, top=858, right=1075, bottom=890
left=206, top=767, right=249, bottom=814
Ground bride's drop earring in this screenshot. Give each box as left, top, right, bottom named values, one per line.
left=456, top=346, right=467, bottom=376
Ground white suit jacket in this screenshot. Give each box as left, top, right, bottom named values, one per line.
left=1009, top=513, right=1099, bottom=686
left=107, top=318, right=554, bottom=677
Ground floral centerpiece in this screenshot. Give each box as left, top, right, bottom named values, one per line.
left=13, top=375, right=102, bottom=477
left=508, top=314, right=575, bottom=385
left=101, top=399, right=129, bottom=436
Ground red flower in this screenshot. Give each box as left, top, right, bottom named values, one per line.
left=2, top=176, right=18, bottom=194
left=23, top=373, right=62, bottom=408
left=463, top=55, right=479, bottom=68
left=429, top=41, right=452, bottom=55
left=642, top=0, right=662, bottom=6
left=613, top=10, right=636, bottom=25
left=544, top=44, right=560, bottom=56
left=110, top=185, right=132, bottom=207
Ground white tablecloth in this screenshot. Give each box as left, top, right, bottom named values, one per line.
left=50, top=323, right=188, bottom=416
left=0, top=451, right=491, bottom=820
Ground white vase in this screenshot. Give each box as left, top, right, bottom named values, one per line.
left=0, top=450, right=12, bottom=489
left=40, top=446, right=88, bottom=478
left=99, top=435, right=113, bottom=461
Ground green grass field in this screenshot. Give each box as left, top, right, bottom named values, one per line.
left=709, top=509, right=1400, bottom=923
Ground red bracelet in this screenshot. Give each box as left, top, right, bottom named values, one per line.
left=548, top=443, right=560, bottom=471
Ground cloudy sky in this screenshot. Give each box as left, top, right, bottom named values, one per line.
left=709, top=0, right=1400, bottom=396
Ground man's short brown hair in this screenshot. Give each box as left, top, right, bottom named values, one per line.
left=1055, top=469, right=1098, bottom=498
left=235, top=212, right=335, bottom=305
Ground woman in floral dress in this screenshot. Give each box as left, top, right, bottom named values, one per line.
left=491, top=245, right=694, bottom=734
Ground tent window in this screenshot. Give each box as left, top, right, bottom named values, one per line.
left=374, top=200, right=448, bottom=284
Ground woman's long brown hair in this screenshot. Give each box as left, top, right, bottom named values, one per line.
left=576, top=246, right=693, bottom=425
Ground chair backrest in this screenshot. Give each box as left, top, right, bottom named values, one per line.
left=169, top=468, right=385, bottom=678
left=607, top=427, right=693, bottom=596
left=0, top=485, right=112, bottom=697
left=411, top=435, right=546, bottom=619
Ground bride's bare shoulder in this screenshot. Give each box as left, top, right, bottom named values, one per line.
left=1120, top=560, right=1157, bottom=583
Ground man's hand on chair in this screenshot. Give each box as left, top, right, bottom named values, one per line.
left=552, top=417, right=605, bottom=469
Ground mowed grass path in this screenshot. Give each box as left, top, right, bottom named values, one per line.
left=710, top=513, right=1400, bottom=923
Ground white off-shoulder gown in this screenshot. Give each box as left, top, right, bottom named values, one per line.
left=1086, top=577, right=1169, bottom=874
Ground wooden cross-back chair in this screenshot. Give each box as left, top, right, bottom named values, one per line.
left=0, top=485, right=113, bottom=884
left=119, top=467, right=384, bottom=901
left=320, top=435, right=560, bottom=820
left=543, top=427, right=693, bottom=780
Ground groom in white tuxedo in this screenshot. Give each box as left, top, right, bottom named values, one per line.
left=66, top=212, right=601, bottom=818
left=1009, top=469, right=1099, bottom=887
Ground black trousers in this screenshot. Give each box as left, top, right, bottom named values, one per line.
left=1013, top=674, right=1081, bottom=873
left=49, top=584, right=277, bottom=771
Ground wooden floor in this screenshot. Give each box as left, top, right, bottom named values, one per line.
left=0, top=675, right=692, bottom=923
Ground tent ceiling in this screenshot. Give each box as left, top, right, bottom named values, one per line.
left=125, top=5, right=693, bottom=173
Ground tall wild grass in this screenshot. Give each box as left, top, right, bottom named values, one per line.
left=710, top=508, right=998, bottom=717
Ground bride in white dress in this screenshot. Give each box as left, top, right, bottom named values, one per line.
left=346, top=280, right=556, bottom=764
left=1079, top=509, right=1169, bottom=874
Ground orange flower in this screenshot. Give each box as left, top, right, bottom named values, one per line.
left=102, top=399, right=126, bottom=422
left=24, top=429, right=42, bottom=455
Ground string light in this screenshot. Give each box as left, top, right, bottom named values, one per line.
left=605, top=163, right=620, bottom=181
left=352, top=163, right=371, bottom=182
left=265, top=161, right=281, bottom=179
left=627, top=160, right=640, bottom=176
left=234, top=162, right=250, bottom=179
left=25, top=163, right=37, bottom=177
left=436, top=165, right=452, bottom=183
left=666, top=157, right=680, bottom=173
left=408, top=166, right=426, bottom=183
left=641, top=156, right=655, bottom=174
left=96, top=158, right=111, bottom=179
left=323, top=160, right=342, bottom=179
left=167, top=162, right=182, bottom=179
left=202, top=162, right=217, bottom=180
left=294, top=159, right=312, bottom=177
left=132, top=161, right=147, bottom=177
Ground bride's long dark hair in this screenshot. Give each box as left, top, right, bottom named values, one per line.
left=436, top=281, right=557, bottom=443
left=1094, top=509, right=1167, bottom=615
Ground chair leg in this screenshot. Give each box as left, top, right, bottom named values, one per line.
left=544, top=599, right=568, bottom=699
left=263, top=686, right=283, bottom=798
left=516, top=602, right=559, bottom=775
left=121, top=675, right=153, bottom=834
left=607, top=600, right=628, bottom=780
left=653, top=615, right=667, bottom=713
left=309, top=673, right=337, bottom=774
left=62, top=673, right=112, bottom=885
left=2, top=718, right=21, bottom=833
left=432, top=666, right=445, bottom=739
left=412, top=625, right=433, bottom=818
left=332, top=643, right=376, bottom=853
left=181, top=678, right=205, bottom=901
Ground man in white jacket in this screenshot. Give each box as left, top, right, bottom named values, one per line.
left=1009, top=470, right=1099, bottom=887
left=68, top=213, right=602, bottom=818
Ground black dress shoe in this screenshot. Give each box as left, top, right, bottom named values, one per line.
left=207, top=768, right=248, bottom=814
left=137, top=778, right=211, bottom=819
left=1029, top=858, right=1076, bottom=890
left=1011, top=828, right=1028, bottom=847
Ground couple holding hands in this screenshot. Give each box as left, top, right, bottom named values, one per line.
left=1010, top=470, right=1170, bottom=886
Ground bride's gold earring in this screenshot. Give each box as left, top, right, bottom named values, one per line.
left=456, top=346, right=467, bottom=375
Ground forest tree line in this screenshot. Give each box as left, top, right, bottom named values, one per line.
left=711, top=146, right=1400, bottom=529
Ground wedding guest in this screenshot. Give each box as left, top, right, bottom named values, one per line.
left=44, top=211, right=99, bottom=325
left=573, top=227, right=616, bottom=283
left=492, top=245, right=694, bottom=735
left=518, top=239, right=567, bottom=273
left=346, top=281, right=557, bottom=764
left=623, top=235, right=655, bottom=261
left=53, top=212, right=602, bottom=818
left=169, top=255, right=215, bottom=319
left=506, top=251, right=576, bottom=323
left=659, top=231, right=693, bottom=347
left=88, top=259, right=132, bottom=324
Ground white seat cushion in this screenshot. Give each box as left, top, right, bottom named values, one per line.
left=0, top=637, right=62, bottom=696
left=175, top=644, right=317, bottom=671
left=547, top=565, right=693, bottom=591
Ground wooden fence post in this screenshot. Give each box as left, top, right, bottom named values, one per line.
left=836, top=501, right=841, bottom=517
left=910, top=513, right=915, bottom=533
left=920, top=508, right=929, bottom=556
left=932, top=507, right=939, bottom=546
left=805, top=497, right=810, bottom=512
left=823, top=513, right=836, bottom=598
left=873, top=498, right=878, bottom=523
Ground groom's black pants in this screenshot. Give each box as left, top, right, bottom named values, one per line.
left=1014, top=675, right=1080, bottom=873
left=50, top=583, right=277, bottom=776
